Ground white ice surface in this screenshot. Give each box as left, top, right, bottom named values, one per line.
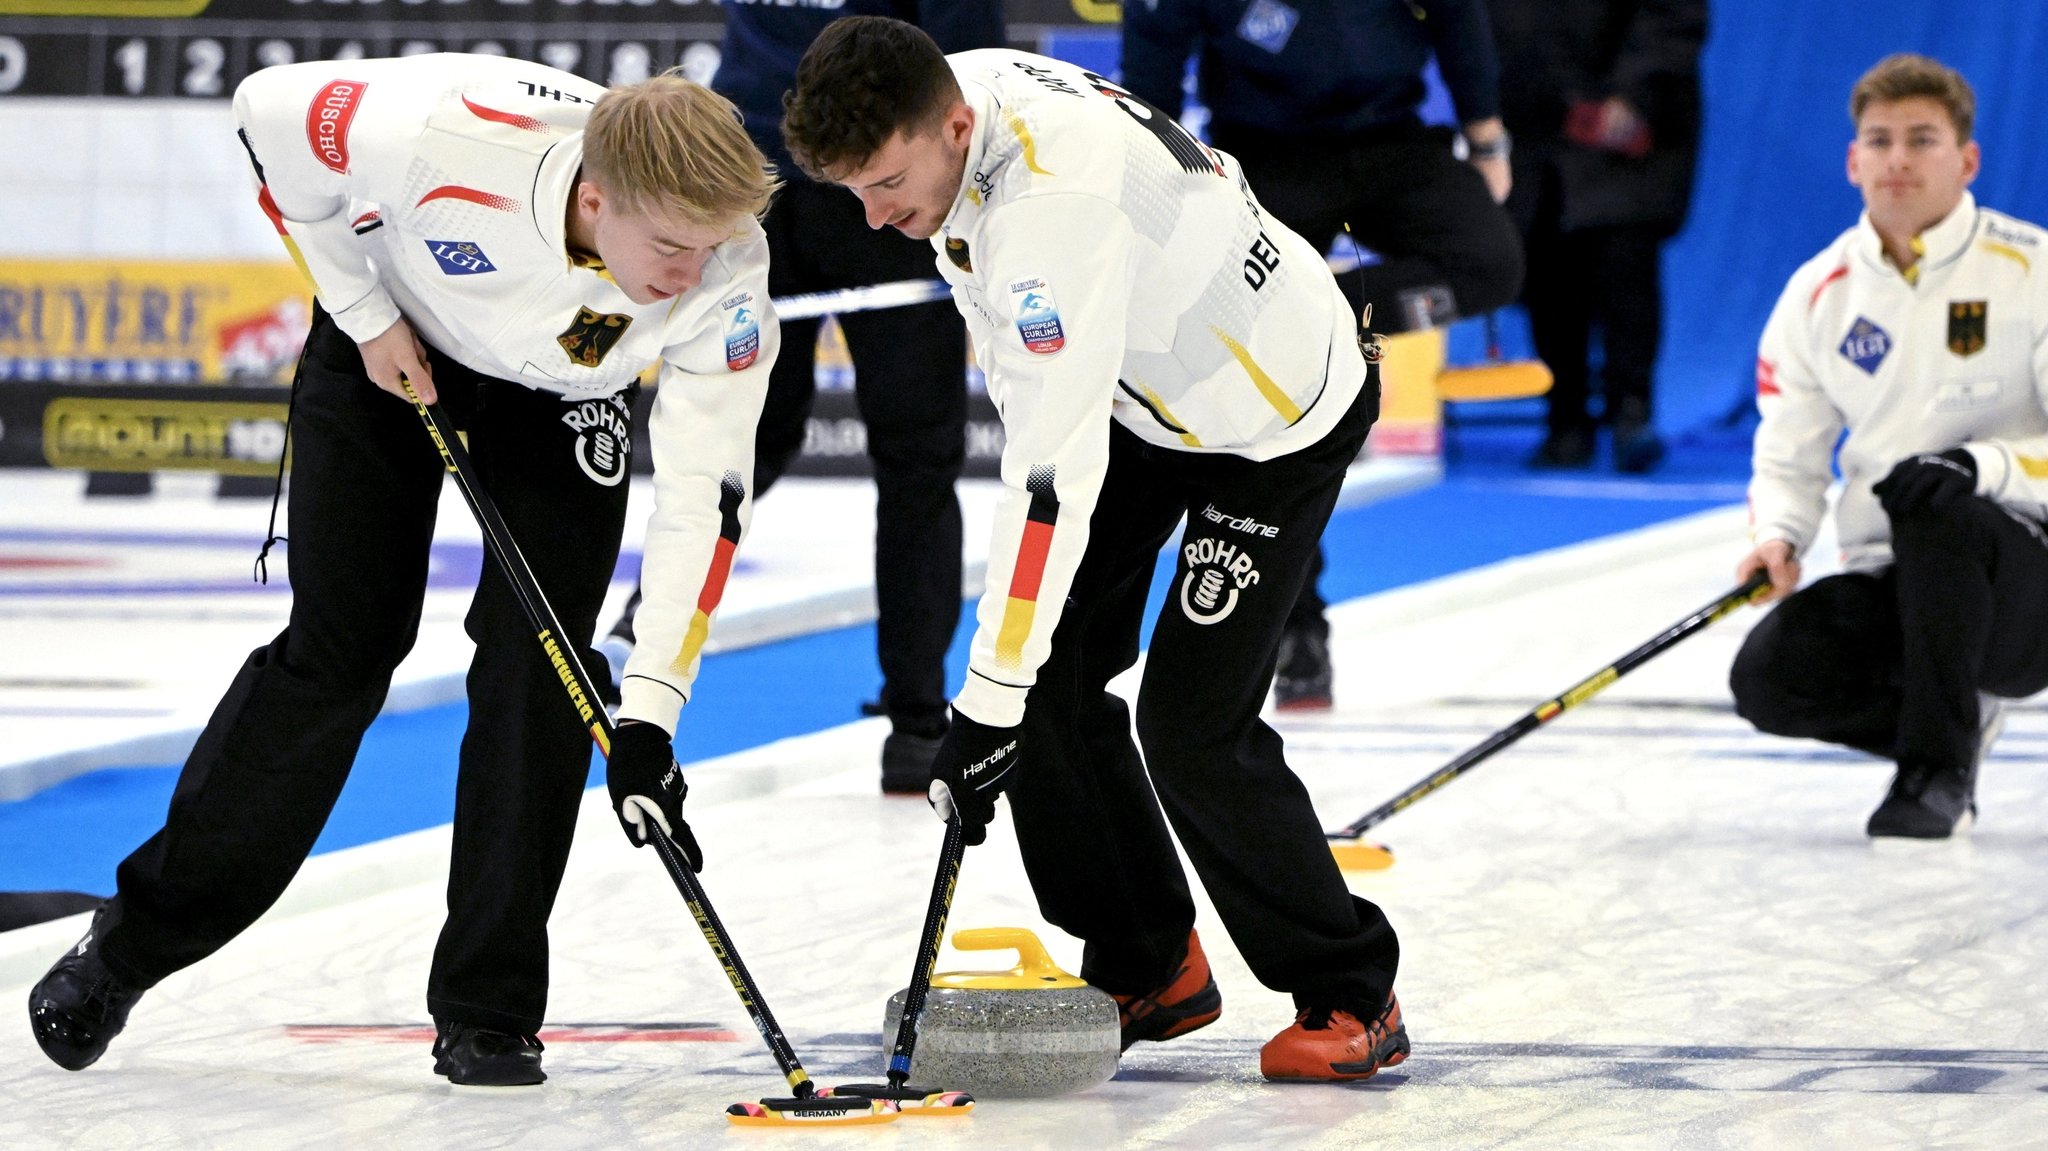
left=5, top=494, right=2048, bottom=1147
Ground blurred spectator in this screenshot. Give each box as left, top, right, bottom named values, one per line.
left=1124, top=0, right=1523, bottom=710
left=1488, top=0, right=1707, bottom=472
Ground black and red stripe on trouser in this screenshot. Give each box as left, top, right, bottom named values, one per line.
left=97, top=306, right=633, bottom=1036
left=1005, top=374, right=1398, bottom=1014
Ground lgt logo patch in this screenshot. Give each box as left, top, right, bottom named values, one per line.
left=426, top=240, right=496, bottom=276
left=1838, top=316, right=1892, bottom=375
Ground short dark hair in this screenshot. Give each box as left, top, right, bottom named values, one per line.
left=782, top=16, right=962, bottom=180
left=1851, top=53, right=1975, bottom=142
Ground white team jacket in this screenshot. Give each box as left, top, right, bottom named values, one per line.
left=232, top=54, right=780, bottom=733
left=1753, top=192, right=2048, bottom=572
left=937, top=49, right=1368, bottom=727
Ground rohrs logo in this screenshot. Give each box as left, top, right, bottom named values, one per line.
left=306, top=80, right=367, bottom=174
left=560, top=394, right=631, bottom=486
left=1179, top=536, right=1262, bottom=625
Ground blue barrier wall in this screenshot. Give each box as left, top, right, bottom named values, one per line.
left=1643, top=0, right=2048, bottom=431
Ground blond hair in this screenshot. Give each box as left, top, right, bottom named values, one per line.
left=1851, top=53, right=1975, bottom=142
left=583, top=70, right=779, bottom=226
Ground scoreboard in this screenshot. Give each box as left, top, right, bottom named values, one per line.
left=0, top=0, right=1114, bottom=98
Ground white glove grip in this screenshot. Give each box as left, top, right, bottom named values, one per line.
left=621, top=795, right=674, bottom=843
left=927, top=778, right=958, bottom=823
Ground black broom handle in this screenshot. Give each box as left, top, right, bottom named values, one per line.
left=886, top=816, right=966, bottom=1088
left=1329, top=571, right=1772, bottom=841
left=405, top=387, right=818, bottom=1098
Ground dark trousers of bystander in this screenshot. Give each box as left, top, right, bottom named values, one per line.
left=1213, top=120, right=1524, bottom=336
left=95, top=306, right=632, bottom=1036
left=1731, top=497, right=2048, bottom=774
left=1519, top=158, right=1666, bottom=439
left=1213, top=119, right=1521, bottom=635
left=1008, top=370, right=1400, bottom=1014
left=752, top=178, right=969, bottom=735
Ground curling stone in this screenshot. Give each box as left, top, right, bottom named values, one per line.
left=882, top=926, right=1120, bottom=1099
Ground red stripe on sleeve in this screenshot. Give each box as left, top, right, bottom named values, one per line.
left=1007, top=519, right=1054, bottom=601
left=256, top=186, right=287, bottom=234
left=696, top=537, right=737, bottom=614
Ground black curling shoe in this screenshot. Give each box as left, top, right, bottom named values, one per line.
left=432, top=1020, right=547, bottom=1086
left=1866, top=761, right=1975, bottom=840
left=29, top=909, right=143, bottom=1071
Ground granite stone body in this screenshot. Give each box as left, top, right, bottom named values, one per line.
left=882, top=984, right=1120, bottom=1098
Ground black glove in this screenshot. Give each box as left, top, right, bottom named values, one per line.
left=926, top=714, right=1021, bottom=847
left=1874, top=448, right=1977, bottom=520
left=607, top=721, right=703, bottom=870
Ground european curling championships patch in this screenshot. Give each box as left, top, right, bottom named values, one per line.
left=1008, top=276, right=1065, bottom=355
left=723, top=290, right=759, bottom=371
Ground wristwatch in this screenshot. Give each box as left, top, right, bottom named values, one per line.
left=1467, top=129, right=1512, bottom=161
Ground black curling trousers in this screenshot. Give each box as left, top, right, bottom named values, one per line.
left=1731, top=496, right=2048, bottom=774
left=1009, top=371, right=1400, bottom=1013
left=97, top=307, right=632, bottom=1035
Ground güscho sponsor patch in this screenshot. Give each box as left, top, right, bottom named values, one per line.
left=560, top=393, right=631, bottom=487
left=1008, top=276, right=1065, bottom=355
left=306, top=80, right=366, bottom=174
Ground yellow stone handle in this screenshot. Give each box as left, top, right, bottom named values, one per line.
left=933, top=927, right=1087, bottom=989
left=953, top=927, right=1056, bottom=971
